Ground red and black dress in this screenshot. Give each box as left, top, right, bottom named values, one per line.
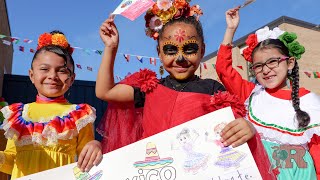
left=97, top=69, right=276, bottom=179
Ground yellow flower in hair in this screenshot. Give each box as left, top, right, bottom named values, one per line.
left=51, top=34, right=69, bottom=49
left=158, top=6, right=177, bottom=24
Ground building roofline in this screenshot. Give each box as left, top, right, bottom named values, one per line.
left=202, top=16, right=320, bottom=62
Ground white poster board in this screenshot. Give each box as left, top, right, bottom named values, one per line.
left=18, top=107, right=262, bottom=180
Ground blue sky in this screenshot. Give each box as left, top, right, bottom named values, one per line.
left=5, top=0, right=320, bottom=81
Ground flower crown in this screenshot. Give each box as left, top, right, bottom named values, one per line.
left=37, top=32, right=74, bottom=55
left=242, top=26, right=305, bottom=63
left=144, top=0, right=203, bottom=40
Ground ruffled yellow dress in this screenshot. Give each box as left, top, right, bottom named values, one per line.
left=0, top=96, right=96, bottom=179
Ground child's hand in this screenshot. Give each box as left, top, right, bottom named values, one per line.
left=225, top=7, right=240, bottom=30
left=100, top=15, right=119, bottom=49
left=77, top=140, right=103, bottom=172
left=220, top=118, right=255, bottom=148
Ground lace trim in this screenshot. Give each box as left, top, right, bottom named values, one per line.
left=2, top=104, right=96, bottom=146
left=75, top=106, right=96, bottom=132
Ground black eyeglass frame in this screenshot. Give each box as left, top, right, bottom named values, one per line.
left=250, top=57, right=289, bottom=74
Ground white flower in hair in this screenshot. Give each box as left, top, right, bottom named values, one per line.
left=149, top=16, right=163, bottom=31
left=256, top=26, right=273, bottom=42
left=269, top=27, right=285, bottom=39
left=256, top=26, right=285, bottom=42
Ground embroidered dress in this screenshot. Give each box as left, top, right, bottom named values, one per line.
left=97, top=69, right=275, bottom=179
left=0, top=96, right=96, bottom=179
left=216, top=44, right=320, bottom=179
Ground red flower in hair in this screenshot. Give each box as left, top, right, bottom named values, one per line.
left=137, top=69, right=159, bottom=93
left=242, top=34, right=258, bottom=63
left=37, top=33, right=52, bottom=50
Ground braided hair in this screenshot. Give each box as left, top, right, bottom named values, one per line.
left=252, top=39, right=310, bottom=128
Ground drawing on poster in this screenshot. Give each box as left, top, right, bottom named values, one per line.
left=174, top=128, right=210, bottom=174
left=206, top=123, right=246, bottom=169
left=129, top=142, right=176, bottom=180
left=73, top=166, right=103, bottom=180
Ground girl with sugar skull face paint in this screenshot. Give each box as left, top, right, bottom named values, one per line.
left=96, top=1, right=275, bottom=178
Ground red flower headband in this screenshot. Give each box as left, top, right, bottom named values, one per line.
left=144, top=0, right=203, bottom=40
left=37, top=32, right=74, bottom=55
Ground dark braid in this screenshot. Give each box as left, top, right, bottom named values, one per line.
left=290, top=61, right=310, bottom=128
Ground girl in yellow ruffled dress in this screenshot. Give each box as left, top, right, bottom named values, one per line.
left=0, top=31, right=102, bottom=179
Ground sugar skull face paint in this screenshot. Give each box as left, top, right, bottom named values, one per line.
left=174, top=28, right=186, bottom=43
left=158, top=22, right=205, bottom=80
left=162, top=40, right=200, bottom=57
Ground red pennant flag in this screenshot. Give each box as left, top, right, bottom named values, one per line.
left=76, top=64, right=82, bottom=69
left=124, top=54, right=130, bottom=62
left=23, top=39, right=33, bottom=43
left=87, top=66, right=93, bottom=71
left=237, top=65, right=243, bottom=70
left=30, top=48, right=35, bottom=53
left=304, top=72, right=311, bottom=78
left=150, top=57, right=156, bottom=66
left=19, top=46, right=24, bottom=52
left=203, top=63, right=207, bottom=69
left=11, top=37, right=19, bottom=44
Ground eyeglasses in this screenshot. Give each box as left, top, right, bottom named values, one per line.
left=250, top=57, right=289, bottom=73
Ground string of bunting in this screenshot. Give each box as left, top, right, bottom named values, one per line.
left=2, top=34, right=319, bottom=79
left=0, top=34, right=160, bottom=73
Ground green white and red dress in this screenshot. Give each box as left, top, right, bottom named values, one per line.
left=217, top=44, right=320, bottom=179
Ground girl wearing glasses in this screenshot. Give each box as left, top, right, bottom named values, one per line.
left=216, top=7, right=320, bottom=179
left=95, top=1, right=274, bottom=179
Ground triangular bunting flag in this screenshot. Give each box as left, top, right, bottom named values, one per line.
left=87, top=66, right=93, bottom=71
left=304, top=72, right=311, bottom=78
left=237, top=65, right=243, bottom=70
left=83, top=49, right=91, bottom=55
left=11, top=37, right=20, bottom=44
left=76, top=64, right=82, bottom=69
left=0, top=34, right=6, bottom=39
left=124, top=54, right=130, bottom=62
left=2, top=40, right=11, bottom=46
left=150, top=57, right=156, bottom=65
left=23, top=39, right=33, bottom=43
left=94, top=50, right=103, bottom=55
left=30, top=48, right=35, bottom=53
left=212, top=64, right=216, bottom=69
left=136, top=56, right=143, bottom=63
left=314, top=72, right=320, bottom=78
left=203, top=63, right=207, bottom=69
left=19, top=46, right=24, bottom=52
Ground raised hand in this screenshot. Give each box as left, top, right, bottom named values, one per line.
left=100, top=15, right=119, bottom=49
left=225, top=7, right=240, bottom=30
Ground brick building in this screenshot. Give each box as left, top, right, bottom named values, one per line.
left=197, top=16, right=320, bottom=94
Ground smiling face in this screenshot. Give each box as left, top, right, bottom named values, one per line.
left=252, top=48, right=295, bottom=90
left=158, top=22, right=205, bottom=80
left=29, top=51, right=75, bottom=98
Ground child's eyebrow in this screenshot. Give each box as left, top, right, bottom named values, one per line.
left=187, top=35, right=197, bottom=39
left=38, top=64, right=66, bottom=68
left=163, top=35, right=172, bottom=40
